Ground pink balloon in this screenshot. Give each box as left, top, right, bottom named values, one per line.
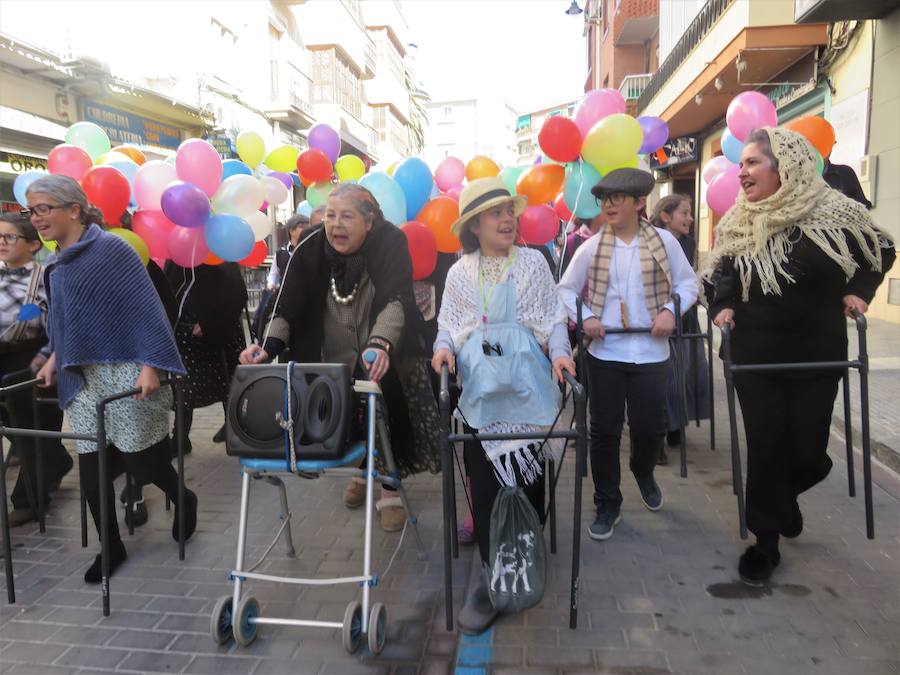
left=47, top=144, right=93, bottom=181
left=134, top=160, right=178, bottom=210
left=132, top=210, right=176, bottom=260
left=702, top=156, right=735, bottom=185
left=444, top=184, right=463, bottom=202
left=726, top=92, right=778, bottom=142
left=434, top=157, right=465, bottom=192
left=706, top=166, right=741, bottom=215
left=168, top=225, right=209, bottom=268
left=175, top=139, right=223, bottom=197
left=574, top=89, right=627, bottom=137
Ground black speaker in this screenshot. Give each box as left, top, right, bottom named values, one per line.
left=225, top=363, right=353, bottom=461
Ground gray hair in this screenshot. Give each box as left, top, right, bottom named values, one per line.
left=327, top=183, right=388, bottom=225
left=744, top=129, right=779, bottom=171
left=26, top=174, right=105, bottom=226
left=310, top=205, right=326, bottom=225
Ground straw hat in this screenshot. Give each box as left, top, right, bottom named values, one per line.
left=450, top=177, right=528, bottom=237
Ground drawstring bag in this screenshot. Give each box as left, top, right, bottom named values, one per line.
left=484, top=486, right=546, bottom=613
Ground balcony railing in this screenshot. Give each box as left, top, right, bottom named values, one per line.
left=619, top=73, right=652, bottom=101
left=636, top=0, right=735, bottom=113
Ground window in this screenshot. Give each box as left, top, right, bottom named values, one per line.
left=311, top=48, right=362, bottom=118
left=373, top=106, right=387, bottom=143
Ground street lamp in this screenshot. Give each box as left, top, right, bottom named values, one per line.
left=565, top=1, right=583, bottom=16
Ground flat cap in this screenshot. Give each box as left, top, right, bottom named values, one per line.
left=590, top=168, right=655, bottom=199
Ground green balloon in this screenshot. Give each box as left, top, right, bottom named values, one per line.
left=499, top=166, right=524, bottom=195
left=307, top=180, right=333, bottom=208
left=814, top=149, right=825, bottom=175
left=65, top=122, right=111, bottom=161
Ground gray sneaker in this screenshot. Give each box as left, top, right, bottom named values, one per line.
left=635, top=475, right=663, bottom=511
left=588, top=508, right=621, bottom=541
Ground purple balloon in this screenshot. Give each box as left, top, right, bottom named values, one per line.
left=533, top=156, right=543, bottom=165
left=638, top=116, right=669, bottom=154
left=160, top=181, right=210, bottom=229
left=269, top=171, right=294, bottom=190
left=307, top=123, right=340, bottom=164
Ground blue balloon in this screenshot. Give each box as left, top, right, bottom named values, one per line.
left=13, top=171, right=46, bottom=208
left=18, top=303, right=41, bottom=321
left=721, top=129, right=744, bottom=164
left=108, top=160, right=139, bottom=211
left=563, top=161, right=602, bottom=219
left=222, top=159, right=252, bottom=180
left=290, top=173, right=301, bottom=186
left=296, top=200, right=313, bottom=217
left=204, top=214, right=255, bottom=262
left=392, top=157, right=432, bottom=221
left=429, top=180, right=440, bottom=199
left=358, top=172, right=406, bottom=226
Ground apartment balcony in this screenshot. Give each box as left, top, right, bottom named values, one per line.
left=265, top=60, right=316, bottom=131
left=619, top=73, right=652, bottom=101
left=364, top=37, right=377, bottom=79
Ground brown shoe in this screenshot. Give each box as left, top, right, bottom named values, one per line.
left=343, top=477, right=367, bottom=509
left=377, top=492, right=406, bottom=532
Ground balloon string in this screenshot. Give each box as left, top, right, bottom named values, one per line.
left=260, top=227, right=320, bottom=348
left=555, top=159, right=586, bottom=281
left=174, top=240, right=198, bottom=329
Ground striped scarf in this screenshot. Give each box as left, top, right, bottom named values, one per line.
left=588, top=222, right=672, bottom=321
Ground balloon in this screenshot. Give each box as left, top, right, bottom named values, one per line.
left=168, top=225, right=209, bottom=268
left=581, top=114, right=643, bottom=169
left=563, top=161, right=602, bottom=219
left=107, top=159, right=139, bottom=209
left=706, top=165, right=741, bottom=215
left=416, top=197, right=460, bottom=253
left=64, top=121, right=110, bottom=160
left=307, top=123, right=341, bottom=163
left=434, top=157, right=465, bottom=191
left=637, top=116, right=669, bottom=154
left=335, top=154, right=366, bottom=182
left=358, top=172, right=406, bottom=225
left=297, top=148, right=333, bottom=182
left=553, top=193, right=573, bottom=222
left=96, top=151, right=130, bottom=165
left=393, top=157, right=433, bottom=221
left=176, top=139, right=223, bottom=197
left=591, top=154, right=639, bottom=176
left=702, top=155, right=734, bottom=185
left=296, top=200, right=313, bottom=217
left=386, top=162, right=398, bottom=176
left=205, top=251, right=225, bottom=265
left=538, top=116, right=583, bottom=163
left=465, top=156, right=500, bottom=181
left=574, top=88, right=627, bottom=137
left=240, top=240, right=269, bottom=267
left=519, top=205, right=559, bottom=245
left=499, top=166, right=524, bottom=196
left=134, top=160, right=178, bottom=211
left=205, top=213, right=255, bottom=262
left=400, top=221, right=438, bottom=281
left=515, top=164, right=565, bottom=206
left=212, top=175, right=265, bottom=218
left=13, top=171, right=46, bottom=207
left=222, top=159, right=253, bottom=180
left=726, top=91, right=777, bottom=142
left=261, top=175, right=289, bottom=205
left=306, top=180, right=334, bottom=209
left=82, top=166, right=130, bottom=224
left=236, top=131, right=266, bottom=168
left=160, top=181, right=210, bottom=228
left=132, top=210, right=176, bottom=260
left=721, top=129, right=744, bottom=164
left=429, top=181, right=440, bottom=199
left=445, top=184, right=463, bottom=202
left=108, top=228, right=149, bottom=266
left=813, top=148, right=825, bottom=175
left=47, top=144, right=93, bottom=181
left=785, top=115, right=836, bottom=158
left=112, top=146, right=146, bottom=165
left=246, top=210, right=271, bottom=240
left=269, top=171, right=295, bottom=191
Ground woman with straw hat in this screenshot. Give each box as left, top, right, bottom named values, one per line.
left=432, top=177, right=575, bottom=634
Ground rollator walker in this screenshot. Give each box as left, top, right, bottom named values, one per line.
left=211, top=360, right=425, bottom=655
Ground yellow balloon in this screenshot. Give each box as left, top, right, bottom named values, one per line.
left=108, top=228, right=149, bottom=266
left=581, top=114, right=643, bottom=169
left=96, top=151, right=130, bottom=165
left=39, top=234, right=57, bottom=252
left=265, top=145, right=299, bottom=173
left=591, top=154, right=640, bottom=176
left=335, top=154, right=366, bottom=182
left=236, top=131, right=266, bottom=169
left=386, top=162, right=398, bottom=176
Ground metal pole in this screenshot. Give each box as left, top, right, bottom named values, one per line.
left=79, top=472, right=88, bottom=548
left=1, top=436, right=15, bottom=603
left=707, top=309, right=715, bottom=451
left=721, top=325, right=747, bottom=540
left=855, top=314, right=874, bottom=539
left=95, top=403, right=111, bottom=616
left=32, top=392, right=45, bottom=534
left=176, top=381, right=186, bottom=560
left=438, top=365, right=454, bottom=631
left=842, top=370, right=855, bottom=498
left=568, top=374, right=587, bottom=629
left=674, top=295, right=688, bottom=478
left=361, top=392, right=377, bottom=632
left=548, top=458, right=557, bottom=555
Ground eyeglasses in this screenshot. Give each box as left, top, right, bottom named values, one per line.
left=597, top=192, right=630, bottom=206
left=482, top=341, right=503, bottom=357
left=0, top=233, right=27, bottom=245
left=20, top=203, right=73, bottom=217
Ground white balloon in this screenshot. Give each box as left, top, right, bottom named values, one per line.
left=261, top=175, right=289, bottom=205
left=245, top=210, right=271, bottom=240
left=211, top=175, right=265, bottom=218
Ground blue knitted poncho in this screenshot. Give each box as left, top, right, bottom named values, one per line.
left=45, top=224, right=185, bottom=409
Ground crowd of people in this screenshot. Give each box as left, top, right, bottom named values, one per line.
left=1, top=126, right=893, bottom=636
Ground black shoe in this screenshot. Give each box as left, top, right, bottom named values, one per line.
left=47, top=455, right=74, bottom=493
left=84, top=540, right=127, bottom=584
left=781, top=502, right=803, bottom=539
left=666, top=429, right=681, bottom=447
left=657, top=447, right=669, bottom=466
left=173, top=489, right=198, bottom=542
left=738, top=542, right=780, bottom=587
left=7, top=508, right=36, bottom=528
left=458, top=577, right=498, bottom=636
left=171, top=438, right=192, bottom=457
left=635, top=474, right=664, bottom=511
left=212, top=425, right=226, bottom=444
left=588, top=508, right=621, bottom=541
left=124, top=500, right=149, bottom=528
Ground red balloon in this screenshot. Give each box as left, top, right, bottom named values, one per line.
left=296, top=149, right=333, bottom=183
left=81, top=165, right=130, bottom=224
left=48, top=144, right=93, bottom=181
left=240, top=240, right=269, bottom=267
left=518, top=205, right=559, bottom=245
left=553, top=193, right=572, bottom=222
left=132, top=210, right=176, bottom=260
left=400, top=221, right=438, bottom=281
left=538, top=116, right=583, bottom=163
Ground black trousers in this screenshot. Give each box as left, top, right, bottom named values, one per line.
left=79, top=437, right=180, bottom=546
left=734, top=372, right=840, bottom=537
left=586, top=355, right=668, bottom=511
left=463, top=434, right=545, bottom=564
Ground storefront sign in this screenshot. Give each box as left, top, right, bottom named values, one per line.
left=649, top=136, right=699, bottom=170
left=0, top=151, right=47, bottom=174
left=208, top=134, right=237, bottom=159
left=83, top=101, right=183, bottom=149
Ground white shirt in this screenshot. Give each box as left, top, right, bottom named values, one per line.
left=557, top=226, right=698, bottom=364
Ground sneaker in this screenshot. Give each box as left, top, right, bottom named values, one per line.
left=588, top=508, right=621, bottom=541
left=343, top=477, right=367, bottom=509
left=124, top=500, right=149, bottom=528
left=635, top=475, right=664, bottom=511
left=738, top=543, right=780, bottom=587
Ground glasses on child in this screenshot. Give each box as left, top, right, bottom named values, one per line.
left=597, top=192, right=629, bottom=206
left=0, top=233, right=27, bottom=244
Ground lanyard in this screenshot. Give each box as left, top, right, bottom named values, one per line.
left=478, top=249, right=516, bottom=326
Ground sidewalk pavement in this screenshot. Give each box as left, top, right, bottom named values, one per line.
left=2, top=360, right=899, bottom=674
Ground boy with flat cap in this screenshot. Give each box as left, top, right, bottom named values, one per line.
left=558, top=168, right=698, bottom=541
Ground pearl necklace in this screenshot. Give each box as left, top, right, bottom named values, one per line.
left=330, top=277, right=358, bottom=305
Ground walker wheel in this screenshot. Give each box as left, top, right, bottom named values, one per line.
left=367, top=602, right=387, bottom=655
left=210, top=596, right=233, bottom=645
left=233, top=595, right=260, bottom=647
left=342, top=600, right=363, bottom=654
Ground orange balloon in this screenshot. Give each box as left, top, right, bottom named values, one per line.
left=416, top=197, right=461, bottom=253
left=465, top=155, right=500, bottom=182
left=112, top=145, right=146, bottom=165
left=205, top=251, right=225, bottom=265
left=785, top=116, right=835, bottom=158
left=515, top=164, right=565, bottom=206
left=299, top=173, right=314, bottom=187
